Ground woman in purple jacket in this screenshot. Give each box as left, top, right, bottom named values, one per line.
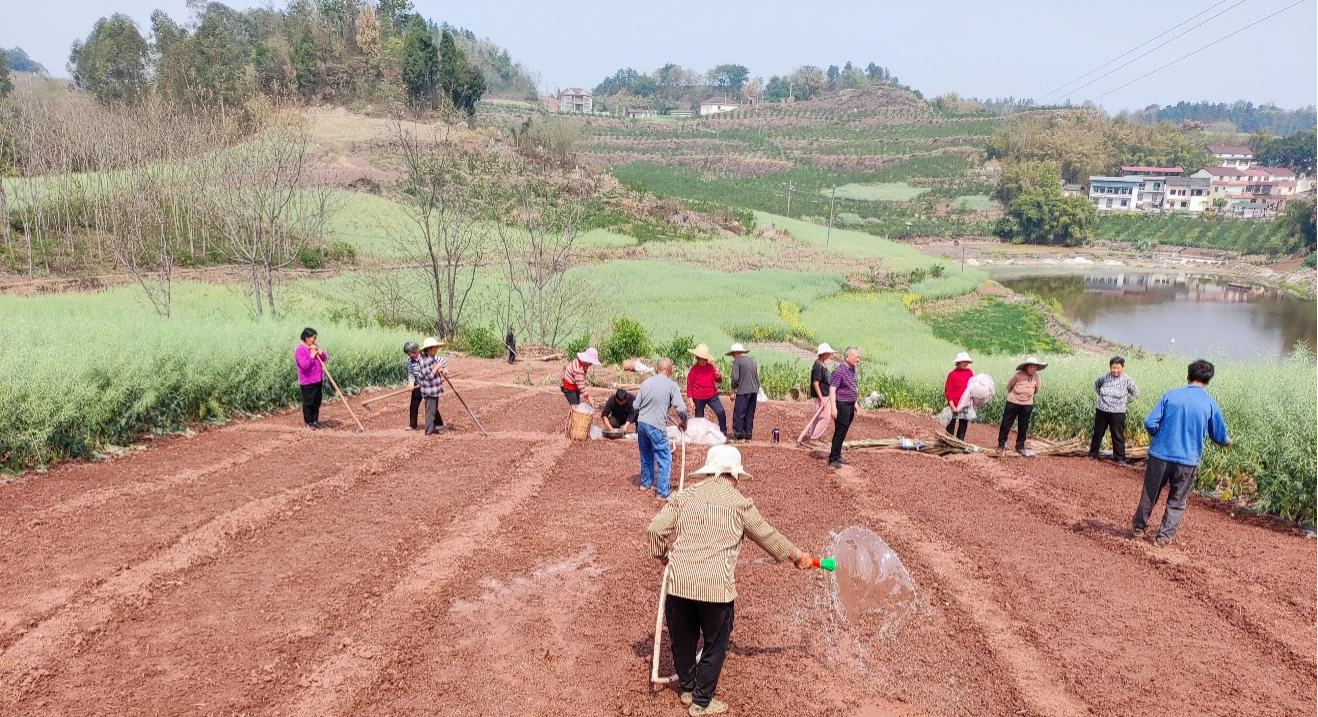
left=294, top=327, right=327, bottom=429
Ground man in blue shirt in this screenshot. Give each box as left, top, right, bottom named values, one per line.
left=1132, top=359, right=1230, bottom=546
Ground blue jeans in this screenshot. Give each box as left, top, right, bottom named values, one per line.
left=637, top=422, right=672, bottom=498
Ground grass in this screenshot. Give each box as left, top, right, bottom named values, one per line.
left=828, top=182, right=928, bottom=202
left=1094, top=213, right=1298, bottom=256
left=954, top=195, right=998, bottom=211
left=924, top=298, right=1069, bottom=355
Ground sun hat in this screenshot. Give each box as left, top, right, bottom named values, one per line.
left=725, top=343, right=749, bottom=356
left=688, top=343, right=715, bottom=361
left=816, top=342, right=836, bottom=356
left=421, top=337, right=444, bottom=350
left=691, top=444, right=752, bottom=480
left=954, top=351, right=974, bottom=364
left=1016, top=356, right=1048, bottom=371
left=403, top=341, right=420, bottom=354
left=577, top=347, right=601, bottom=365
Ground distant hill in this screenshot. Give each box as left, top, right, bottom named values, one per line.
left=5, top=47, right=48, bottom=75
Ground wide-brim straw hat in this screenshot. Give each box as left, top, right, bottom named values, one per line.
left=577, top=347, right=601, bottom=365
left=953, top=351, right=974, bottom=364
left=1016, top=356, right=1048, bottom=371
left=421, top=337, right=444, bottom=350
left=691, top=444, right=752, bottom=480
left=817, top=342, right=836, bottom=356
left=725, top=343, right=749, bottom=356
left=688, top=343, right=714, bottom=361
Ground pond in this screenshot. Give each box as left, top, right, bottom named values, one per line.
left=997, top=270, right=1317, bottom=361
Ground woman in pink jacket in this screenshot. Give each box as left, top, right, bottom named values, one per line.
left=294, top=327, right=327, bottom=430
left=686, top=343, right=727, bottom=435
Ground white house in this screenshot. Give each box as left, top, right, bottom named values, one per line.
left=1087, top=176, right=1140, bottom=211
left=557, top=88, right=593, bottom=114
left=699, top=96, right=740, bottom=116
left=1191, top=165, right=1300, bottom=218
left=1205, top=143, right=1254, bottom=169
left=1163, top=176, right=1211, bottom=213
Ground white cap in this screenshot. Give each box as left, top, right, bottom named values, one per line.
left=817, top=343, right=836, bottom=356
left=954, top=351, right=973, bottom=364
left=726, top=343, right=748, bottom=356
left=421, top=337, right=444, bottom=350
left=691, top=444, right=752, bottom=480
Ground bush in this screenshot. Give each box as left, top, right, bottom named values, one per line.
left=663, top=335, right=696, bottom=369
left=1304, top=251, right=1316, bottom=269
left=564, top=332, right=592, bottom=357
left=601, top=317, right=652, bottom=364
left=456, top=325, right=504, bottom=358
left=296, top=246, right=325, bottom=270
left=326, top=240, right=358, bottom=264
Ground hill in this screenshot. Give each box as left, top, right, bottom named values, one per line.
left=3, top=47, right=47, bottom=75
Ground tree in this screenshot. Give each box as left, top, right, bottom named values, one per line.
left=865, top=62, right=881, bottom=81
left=292, top=26, right=319, bottom=98
left=400, top=15, right=439, bottom=109
left=826, top=64, right=840, bottom=90
left=189, top=11, right=249, bottom=109
left=1279, top=195, right=1316, bottom=253
left=1256, top=129, right=1316, bottom=175
left=994, top=161, right=1096, bottom=246
left=0, top=51, right=12, bottom=98
left=4, top=47, right=48, bottom=74
left=764, top=75, right=790, bottom=102
left=789, top=66, right=825, bottom=100
left=439, top=29, right=484, bottom=121
left=707, top=64, right=749, bottom=91
left=355, top=4, right=382, bottom=73
left=376, top=0, right=415, bottom=35
left=251, top=42, right=287, bottom=94
left=69, top=14, right=150, bottom=104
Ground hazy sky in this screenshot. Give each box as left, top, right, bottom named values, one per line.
left=5, top=0, right=1316, bottom=111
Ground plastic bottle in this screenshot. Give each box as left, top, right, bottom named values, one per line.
left=772, top=427, right=780, bottom=444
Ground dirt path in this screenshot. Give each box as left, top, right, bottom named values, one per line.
left=1, top=359, right=1312, bottom=716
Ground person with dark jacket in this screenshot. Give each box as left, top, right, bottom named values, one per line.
left=797, top=343, right=835, bottom=446
left=599, top=389, right=637, bottom=432
left=727, top=344, right=759, bottom=442
left=1089, top=356, right=1139, bottom=462
left=827, top=346, right=861, bottom=469
left=403, top=341, right=423, bottom=430
left=506, top=327, right=517, bottom=364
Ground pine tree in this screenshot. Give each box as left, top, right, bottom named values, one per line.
left=400, top=16, right=438, bottom=109
left=292, top=26, right=319, bottom=98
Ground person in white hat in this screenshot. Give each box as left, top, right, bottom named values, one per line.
left=561, top=346, right=600, bottom=406
left=796, top=343, right=836, bottom=446
left=997, top=356, right=1047, bottom=456
left=726, top=343, right=759, bottom=442
left=943, top=352, right=975, bottom=440
left=646, top=445, right=815, bottom=716
left=686, top=343, right=727, bottom=435
left=415, top=337, right=449, bottom=435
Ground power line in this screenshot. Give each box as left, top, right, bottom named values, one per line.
left=1093, top=0, right=1310, bottom=100
left=1038, top=0, right=1234, bottom=101
left=1039, top=0, right=1252, bottom=102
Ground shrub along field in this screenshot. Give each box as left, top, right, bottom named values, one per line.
left=1094, top=213, right=1298, bottom=255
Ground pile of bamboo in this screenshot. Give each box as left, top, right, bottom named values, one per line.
left=839, top=432, right=1148, bottom=461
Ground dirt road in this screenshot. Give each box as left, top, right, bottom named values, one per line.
left=2, top=359, right=1313, bottom=716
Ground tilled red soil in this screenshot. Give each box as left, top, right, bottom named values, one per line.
left=1, top=358, right=1313, bottom=716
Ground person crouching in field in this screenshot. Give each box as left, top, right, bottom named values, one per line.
left=294, top=327, right=326, bottom=430
left=686, top=343, right=727, bottom=436
left=646, top=445, right=814, bottom=716
left=944, top=352, right=975, bottom=440
left=997, top=356, right=1045, bottom=457
left=1090, top=356, right=1139, bottom=463
left=562, top=347, right=600, bottom=406
left=403, top=341, right=423, bottom=430
left=414, top=337, right=449, bottom=435
left=1132, top=359, right=1229, bottom=546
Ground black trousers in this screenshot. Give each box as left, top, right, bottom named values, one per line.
left=409, top=388, right=423, bottom=429
left=997, top=402, right=1034, bottom=450
left=666, top=595, right=734, bottom=708
left=829, top=400, right=856, bottom=463
left=1089, top=410, right=1128, bottom=459
left=562, top=387, right=581, bottom=405
left=423, top=396, right=444, bottom=434
left=1132, top=456, right=1197, bottom=541
left=693, top=397, right=727, bottom=435
left=300, top=382, right=323, bottom=426
left=732, top=393, right=757, bottom=439
left=946, top=417, right=969, bottom=440
left=507, top=342, right=517, bottom=364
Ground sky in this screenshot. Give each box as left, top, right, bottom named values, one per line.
left=5, top=0, right=1316, bottom=112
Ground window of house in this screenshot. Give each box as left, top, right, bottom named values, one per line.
left=1181, top=201, right=1188, bottom=208
left=1106, top=198, right=1113, bottom=208
left=1120, top=199, right=1128, bottom=207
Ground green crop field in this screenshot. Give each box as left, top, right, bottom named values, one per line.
left=828, top=182, right=928, bottom=201
left=1094, top=214, right=1299, bottom=255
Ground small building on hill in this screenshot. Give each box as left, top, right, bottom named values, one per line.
left=626, top=108, right=658, bottom=119
left=1164, top=176, right=1211, bottom=213
left=699, top=96, right=740, bottom=116
left=1205, top=143, right=1254, bottom=168
left=1088, top=176, right=1140, bottom=211
left=558, top=88, right=593, bottom=114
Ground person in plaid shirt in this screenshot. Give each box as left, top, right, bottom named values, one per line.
left=410, top=337, right=449, bottom=435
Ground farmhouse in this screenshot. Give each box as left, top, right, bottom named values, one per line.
left=699, top=96, right=740, bottom=116
left=1190, top=165, right=1299, bottom=217
left=1205, top=143, right=1254, bottom=168
left=626, top=108, right=658, bottom=118
left=1088, top=176, right=1140, bottom=211
left=558, top=88, right=593, bottom=114
left=1163, top=176, right=1211, bottom=213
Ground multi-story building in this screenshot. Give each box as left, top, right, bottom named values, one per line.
left=1088, top=176, right=1140, bottom=211
left=1205, top=143, right=1254, bottom=168
left=557, top=88, right=593, bottom=114
left=1190, top=166, right=1299, bottom=217
left=1163, top=177, right=1211, bottom=213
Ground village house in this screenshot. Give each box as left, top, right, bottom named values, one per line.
left=1087, top=176, right=1140, bottom=211
left=626, top=108, right=658, bottom=119
left=1061, top=182, right=1084, bottom=197
left=699, top=95, right=740, bottom=116
left=1163, top=176, right=1211, bottom=213
left=557, top=88, right=593, bottom=114
left=1190, top=165, right=1300, bottom=218
left=1205, top=143, right=1254, bottom=168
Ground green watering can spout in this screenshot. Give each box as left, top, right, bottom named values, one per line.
left=813, top=557, right=836, bottom=572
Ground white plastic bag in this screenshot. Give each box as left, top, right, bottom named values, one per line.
left=573, top=402, right=595, bottom=415
left=963, top=373, right=996, bottom=407
left=588, top=425, right=603, bottom=440
left=757, top=388, right=769, bottom=403
left=681, top=417, right=727, bottom=446
left=936, top=406, right=953, bottom=425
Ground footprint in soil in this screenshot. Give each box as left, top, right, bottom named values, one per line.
left=1070, top=518, right=1131, bottom=539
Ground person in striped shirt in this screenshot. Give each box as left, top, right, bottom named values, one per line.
left=647, top=445, right=814, bottom=716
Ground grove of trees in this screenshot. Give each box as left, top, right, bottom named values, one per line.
left=993, top=161, right=1097, bottom=247
left=1123, top=100, right=1316, bottom=137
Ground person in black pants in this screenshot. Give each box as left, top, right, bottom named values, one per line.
left=997, top=357, right=1045, bottom=456
left=1089, top=356, right=1139, bottom=463
left=403, top=341, right=423, bottom=429
left=666, top=596, right=734, bottom=713
left=505, top=327, right=517, bottom=364
left=827, top=346, right=861, bottom=469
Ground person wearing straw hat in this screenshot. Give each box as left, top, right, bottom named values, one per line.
left=561, top=346, right=600, bottom=406
left=646, top=445, right=815, bottom=716
left=635, top=358, right=689, bottom=500
left=997, top=356, right=1046, bottom=457
left=402, top=341, right=423, bottom=430
left=727, top=344, right=760, bottom=442
left=686, top=343, right=728, bottom=436
left=797, top=343, right=835, bottom=447
left=943, top=352, right=975, bottom=440
left=415, top=337, right=449, bottom=435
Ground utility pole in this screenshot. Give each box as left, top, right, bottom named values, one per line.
left=826, top=186, right=836, bottom=246
left=785, top=179, right=796, bottom=216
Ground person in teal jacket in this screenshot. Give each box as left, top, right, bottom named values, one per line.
left=1131, top=359, right=1230, bottom=546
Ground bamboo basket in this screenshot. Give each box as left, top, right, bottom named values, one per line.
left=567, top=408, right=593, bottom=440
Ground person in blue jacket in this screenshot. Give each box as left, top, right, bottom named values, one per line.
left=1131, top=359, right=1230, bottom=546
